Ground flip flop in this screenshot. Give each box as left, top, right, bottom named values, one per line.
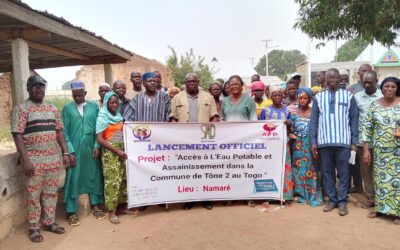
left=44, top=223, right=65, bottom=234
left=109, top=215, right=120, bottom=224
left=247, top=200, right=256, bottom=207
left=367, top=211, right=377, bottom=219
left=93, top=210, right=105, bottom=220
left=29, top=229, right=43, bottom=243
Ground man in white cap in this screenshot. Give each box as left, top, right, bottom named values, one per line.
left=62, top=81, right=105, bottom=226
left=289, top=72, right=302, bottom=87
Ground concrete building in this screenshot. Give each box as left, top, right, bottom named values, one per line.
left=297, top=42, right=400, bottom=87
left=296, top=61, right=370, bottom=87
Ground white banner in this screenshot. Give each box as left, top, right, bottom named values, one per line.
left=124, top=121, right=286, bottom=207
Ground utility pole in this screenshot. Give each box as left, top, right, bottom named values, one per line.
left=249, top=57, right=256, bottom=66
left=261, top=39, right=278, bottom=78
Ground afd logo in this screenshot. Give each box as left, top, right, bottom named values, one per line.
left=201, top=124, right=216, bottom=140
left=253, top=179, right=278, bottom=193
left=262, top=123, right=278, bottom=137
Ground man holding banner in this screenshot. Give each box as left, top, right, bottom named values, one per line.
left=170, top=72, right=219, bottom=210
left=123, top=72, right=171, bottom=212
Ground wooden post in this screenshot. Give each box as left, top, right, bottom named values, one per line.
left=11, top=38, right=30, bottom=107
left=104, top=64, right=113, bottom=84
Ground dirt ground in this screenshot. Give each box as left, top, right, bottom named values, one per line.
left=1, top=194, right=399, bottom=250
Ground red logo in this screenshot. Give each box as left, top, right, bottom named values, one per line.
left=262, top=123, right=278, bottom=137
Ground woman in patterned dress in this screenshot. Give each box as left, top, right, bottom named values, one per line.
left=260, top=86, right=294, bottom=202
left=290, top=88, right=323, bottom=207
left=362, top=77, right=400, bottom=224
left=96, top=92, right=128, bottom=224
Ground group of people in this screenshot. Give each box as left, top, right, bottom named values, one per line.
left=11, top=63, right=400, bottom=243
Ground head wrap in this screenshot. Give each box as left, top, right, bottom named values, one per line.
left=296, top=87, right=313, bottom=100
left=96, top=91, right=123, bottom=134
left=270, top=85, right=282, bottom=94
left=169, top=86, right=180, bottom=93
left=27, top=75, right=46, bottom=89
left=98, top=82, right=110, bottom=89
left=251, top=81, right=266, bottom=91
left=142, top=72, right=156, bottom=81
left=70, top=81, right=85, bottom=90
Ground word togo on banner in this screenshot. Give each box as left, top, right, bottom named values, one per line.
left=124, top=121, right=286, bottom=208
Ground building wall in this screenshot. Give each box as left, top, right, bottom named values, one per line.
left=0, top=73, right=13, bottom=126
left=0, top=153, right=26, bottom=240
left=76, top=53, right=174, bottom=100
left=376, top=66, right=400, bottom=80
left=296, top=61, right=371, bottom=86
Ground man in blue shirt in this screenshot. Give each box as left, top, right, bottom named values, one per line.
left=311, top=68, right=359, bottom=216
left=354, top=70, right=382, bottom=209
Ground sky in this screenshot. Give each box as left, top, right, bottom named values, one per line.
left=23, top=0, right=343, bottom=89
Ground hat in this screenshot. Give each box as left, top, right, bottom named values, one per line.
left=70, top=81, right=85, bottom=90
left=142, top=72, right=156, bottom=81
left=250, top=81, right=266, bottom=91
left=98, top=82, right=110, bottom=89
left=290, top=72, right=301, bottom=79
left=27, top=75, right=46, bottom=89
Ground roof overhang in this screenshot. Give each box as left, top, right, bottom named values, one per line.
left=0, top=0, right=132, bottom=72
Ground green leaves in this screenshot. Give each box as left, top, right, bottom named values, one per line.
left=166, top=46, right=213, bottom=89
left=254, top=50, right=306, bottom=80
left=294, top=0, right=400, bottom=47
left=336, top=38, right=370, bottom=62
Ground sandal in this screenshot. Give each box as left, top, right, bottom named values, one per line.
left=44, top=223, right=65, bottom=234
left=367, top=211, right=377, bottom=219
left=67, top=214, right=80, bottom=226
left=109, top=214, right=120, bottom=224
left=93, top=209, right=105, bottom=220
left=261, top=201, right=270, bottom=208
left=122, top=208, right=137, bottom=215
left=247, top=200, right=256, bottom=208
left=360, top=201, right=374, bottom=209
left=29, top=229, right=43, bottom=243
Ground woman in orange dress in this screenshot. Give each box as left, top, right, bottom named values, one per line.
left=96, top=92, right=127, bottom=224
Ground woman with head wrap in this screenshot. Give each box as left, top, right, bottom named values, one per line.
left=251, top=81, right=272, bottom=119
left=290, top=88, right=323, bottom=207
left=361, top=77, right=400, bottom=224
left=259, top=86, right=294, bottom=202
left=168, top=86, right=181, bottom=99
left=96, top=92, right=128, bottom=224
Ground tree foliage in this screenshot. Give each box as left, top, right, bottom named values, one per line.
left=294, top=0, right=400, bottom=47
left=255, top=50, right=306, bottom=80
left=336, top=38, right=370, bottom=62
left=166, top=46, right=213, bottom=89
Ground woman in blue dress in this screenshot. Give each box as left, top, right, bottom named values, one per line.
left=290, top=88, right=323, bottom=207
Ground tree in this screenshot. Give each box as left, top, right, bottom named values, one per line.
left=254, top=50, right=306, bottom=80
left=166, top=46, right=213, bottom=89
left=335, top=38, right=370, bottom=62
left=294, top=0, right=400, bottom=47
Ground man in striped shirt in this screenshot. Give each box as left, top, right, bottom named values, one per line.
left=311, top=68, right=359, bottom=216
left=123, top=72, right=171, bottom=122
